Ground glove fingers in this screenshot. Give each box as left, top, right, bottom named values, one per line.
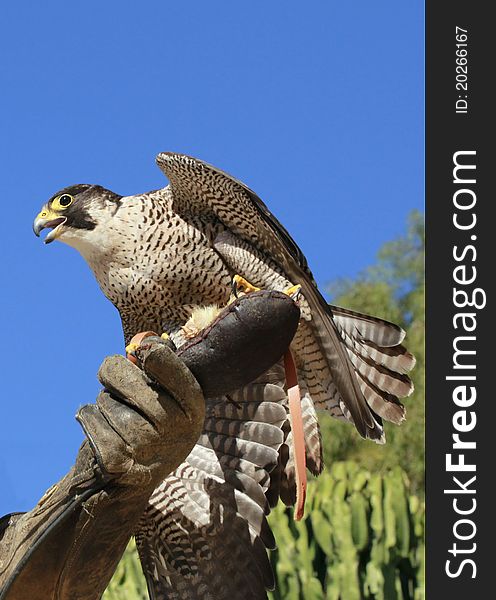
left=133, top=342, right=205, bottom=428
left=76, top=404, right=128, bottom=478
left=98, top=356, right=170, bottom=429
left=96, top=390, right=157, bottom=444
left=97, top=354, right=204, bottom=442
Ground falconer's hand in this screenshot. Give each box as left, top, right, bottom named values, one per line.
left=0, top=290, right=300, bottom=600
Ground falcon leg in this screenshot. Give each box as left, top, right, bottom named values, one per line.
left=181, top=306, right=222, bottom=339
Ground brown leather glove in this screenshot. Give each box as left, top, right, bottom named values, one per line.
left=0, top=291, right=299, bottom=600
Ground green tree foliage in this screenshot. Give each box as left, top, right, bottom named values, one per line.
left=321, top=211, right=425, bottom=495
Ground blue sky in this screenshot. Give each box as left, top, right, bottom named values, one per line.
left=0, top=2, right=423, bottom=515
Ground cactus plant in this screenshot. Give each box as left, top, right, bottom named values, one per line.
left=267, top=462, right=424, bottom=599
left=103, top=539, right=147, bottom=600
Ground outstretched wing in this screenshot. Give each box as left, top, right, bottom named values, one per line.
left=156, top=152, right=388, bottom=441
left=135, top=379, right=288, bottom=600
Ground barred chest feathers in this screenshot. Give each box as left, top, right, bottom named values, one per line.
left=70, top=188, right=232, bottom=326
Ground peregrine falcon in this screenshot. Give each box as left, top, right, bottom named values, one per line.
left=33, top=153, right=415, bottom=599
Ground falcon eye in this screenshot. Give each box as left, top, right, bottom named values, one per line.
left=59, top=194, right=73, bottom=206
left=52, top=194, right=74, bottom=210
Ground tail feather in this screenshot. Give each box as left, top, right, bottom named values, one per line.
left=330, top=304, right=406, bottom=347
left=358, top=340, right=416, bottom=374
left=355, top=371, right=406, bottom=425
left=345, top=340, right=413, bottom=398
left=330, top=304, right=415, bottom=426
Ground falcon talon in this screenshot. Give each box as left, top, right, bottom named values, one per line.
left=283, top=284, right=302, bottom=300
left=125, top=331, right=160, bottom=363
left=232, top=274, right=261, bottom=295
left=125, top=342, right=139, bottom=356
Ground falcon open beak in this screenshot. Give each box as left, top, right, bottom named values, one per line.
left=33, top=208, right=67, bottom=244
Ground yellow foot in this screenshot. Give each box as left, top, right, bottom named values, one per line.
left=125, top=342, right=139, bottom=355
left=283, top=283, right=302, bottom=299
left=232, top=274, right=261, bottom=296
left=126, top=332, right=165, bottom=355
left=126, top=331, right=160, bottom=362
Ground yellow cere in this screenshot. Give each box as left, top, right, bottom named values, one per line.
left=35, top=207, right=58, bottom=222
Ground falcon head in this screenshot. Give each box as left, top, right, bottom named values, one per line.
left=33, top=184, right=122, bottom=250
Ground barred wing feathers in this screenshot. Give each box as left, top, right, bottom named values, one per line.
left=156, top=152, right=384, bottom=442
left=135, top=381, right=288, bottom=600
